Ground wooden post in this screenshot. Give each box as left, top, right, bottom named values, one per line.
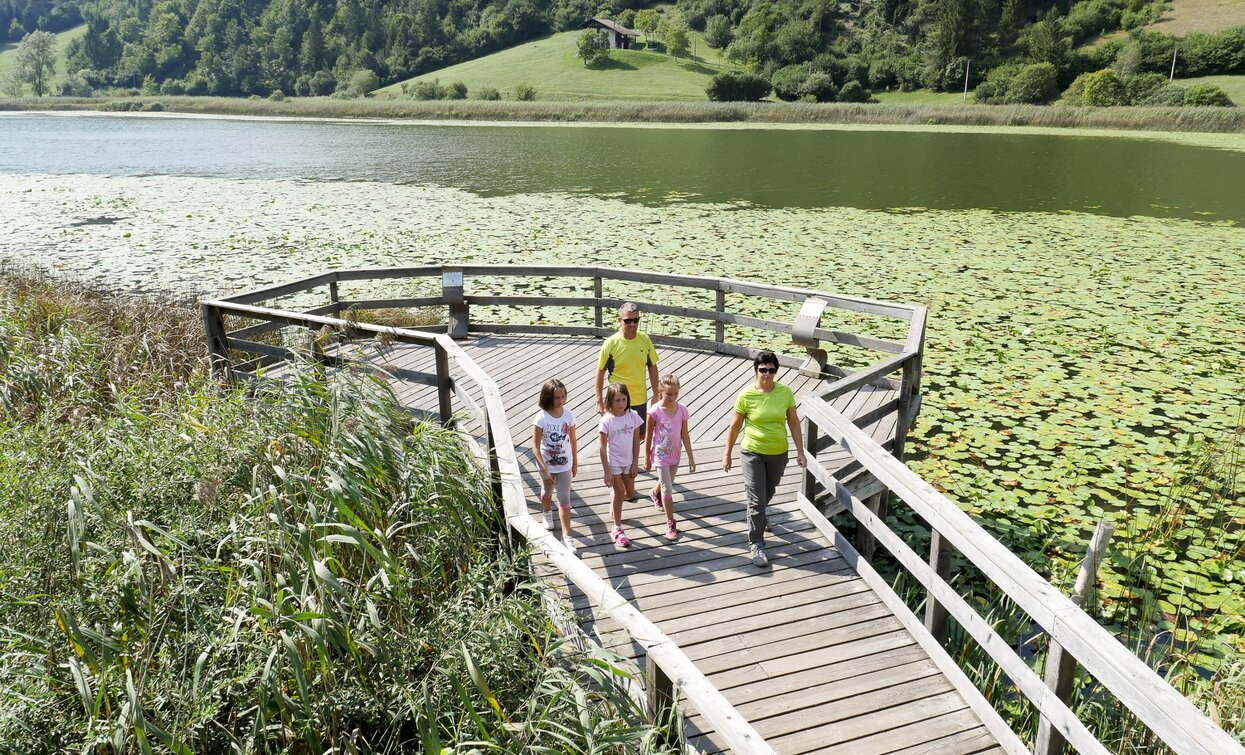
left=200, top=303, right=231, bottom=383
left=443, top=266, right=468, bottom=338
left=924, top=530, right=953, bottom=643
left=802, top=416, right=819, bottom=505
left=646, top=657, right=682, bottom=749
left=1035, top=520, right=1115, bottom=755
left=893, top=355, right=919, bottom=462
left=593, top=276, right=603, bottom=330
left=434, top=343, right=453, bottom=426
left=853, top=492, right=884, bottom=562
left=715, top=288, right=726, bottom=349
left=328, top=278, right=341, bottom=316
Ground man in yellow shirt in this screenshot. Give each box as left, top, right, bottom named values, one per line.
left=595, top=302, right=659, bottom=429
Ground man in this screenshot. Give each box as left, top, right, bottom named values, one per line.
left=595, top=302, right=659, bottom=427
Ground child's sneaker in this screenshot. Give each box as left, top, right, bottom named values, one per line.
left=650, top=487, right=662, bottom=509
left=750, top=543, right=768, bottom=567
left=665, top=520, right=679, bottom=540
left=542, top=511, right=554, bottom=530
left=611, top=526, right=631, bottom=548
left=562, top=536, right=579, bottom=553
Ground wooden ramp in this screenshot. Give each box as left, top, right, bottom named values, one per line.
left=358, top=335, right=1004, bottom=754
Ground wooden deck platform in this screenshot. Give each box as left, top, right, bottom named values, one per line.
left=358, top=335, right=1005, bottom=755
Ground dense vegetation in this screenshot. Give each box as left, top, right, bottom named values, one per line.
left=4, top=0, right=1243, bottom=102
left=0, top=271, right=673, bottom=752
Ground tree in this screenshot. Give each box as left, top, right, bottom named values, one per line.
left=661, top=20, right=690, bottom=58
left=771, top=64, right=809, bottom=101
left=10, top=30, right=57, bottom=96
left=704, top=15, right=732, bottom=49
left=634, top=9, right=659, bottom=43
left=1078, top=68, right=1125, bottom=106
left=1004, top=62, right=1058, bottom=104
left=576, top=28, right=608, bottom=67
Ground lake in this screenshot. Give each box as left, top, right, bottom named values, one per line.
left=1, top=113, right=1242, bottom=665
left=2, top=113, right=1245, bottom=221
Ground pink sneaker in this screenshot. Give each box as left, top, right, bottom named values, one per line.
left=650, top=487, right=662, bottom=509
left=612, top=526, right=631, bottom=548
left=665, top=520, right=679, bottom=541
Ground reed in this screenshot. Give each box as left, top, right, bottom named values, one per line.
left=4, top=95, right=1245, bottom=133
left=0, top=269, right=674, bottom=753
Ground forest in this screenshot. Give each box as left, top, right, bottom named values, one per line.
left=3, top=0, right=1244, bottom=101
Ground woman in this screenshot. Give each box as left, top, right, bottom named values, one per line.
left=723, top=351, right=806, bottom=567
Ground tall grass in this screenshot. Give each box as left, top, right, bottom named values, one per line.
left=4, top=96, right=1245, bottom=133
left=0, top=270, right=674, bottom=753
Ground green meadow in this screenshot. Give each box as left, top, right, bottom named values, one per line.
left=0, top=24, right=86, bottom=92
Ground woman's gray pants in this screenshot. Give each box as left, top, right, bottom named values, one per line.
left=742, top=451, right=788, bottom=545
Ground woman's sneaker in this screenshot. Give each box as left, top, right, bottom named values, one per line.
left=542, top=511, right=554, bottom=530
left=665, top=520, right=679, bottom=540
left=562, top=536, right=579, bottom=553
left=612, top=526, right=631, bottom=548
left=650, top=487, right=662, bottom=509
left=750, top=544, right=768, bottom=567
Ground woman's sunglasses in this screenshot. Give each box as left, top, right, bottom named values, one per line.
left=757, top=367, right=778, bottom=374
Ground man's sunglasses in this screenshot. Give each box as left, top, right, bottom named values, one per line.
left=757, top=367, right=778, bottom=374
left=621, top=317, right=640, bottom=324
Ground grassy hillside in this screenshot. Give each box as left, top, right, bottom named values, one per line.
left=1151, top=0, right=1245, bottom=34
left=0, top=24, right=86, bottom=92
left=378, top=29, right=734, bottom=101
left=1175, top=73, right=1245, bottom=101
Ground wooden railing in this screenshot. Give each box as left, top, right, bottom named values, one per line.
left=795, top=400, right=1245, bottom=755
left=202, top=264, right=923, bottom=753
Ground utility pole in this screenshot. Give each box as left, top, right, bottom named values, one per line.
left=963, top=59, right=971, bottom=100
left=1169, top=44, right=1178, bottom=82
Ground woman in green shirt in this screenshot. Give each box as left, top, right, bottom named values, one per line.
left=723, top=350, right=806, bottom=568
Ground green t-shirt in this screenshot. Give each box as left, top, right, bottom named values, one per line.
left=597, top=331, right=658, bottom=405
left=734, top=383, right=796, bottom=455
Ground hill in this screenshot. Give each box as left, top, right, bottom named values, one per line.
left=378, top=30, right=732, bottom=101
left=0, top=23, right=84, bottom=92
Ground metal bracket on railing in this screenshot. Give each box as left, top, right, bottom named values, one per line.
left=792, top=297, right=829, bottom=378
left=443, top=266, right=467, bottom=339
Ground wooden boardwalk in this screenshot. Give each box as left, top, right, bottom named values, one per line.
left=360, top=335, right=1005, bottom=755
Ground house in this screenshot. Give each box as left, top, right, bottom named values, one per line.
left=583, top=18, right=640, bottom=50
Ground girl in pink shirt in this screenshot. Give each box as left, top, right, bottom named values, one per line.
left=599, top=383, right=643, bottom=548
left=645, top=374, right=696, bottom=540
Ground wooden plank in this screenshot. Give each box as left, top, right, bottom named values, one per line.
left=888, top=724, right=1003, bottom=755
left=774, top=689, right=968, bottom=753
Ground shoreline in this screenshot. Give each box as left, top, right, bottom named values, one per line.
left=3, top=96, right=1245, bottom=151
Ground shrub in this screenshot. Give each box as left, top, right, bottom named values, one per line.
left=973, top=63, right=1023, bottom=104
left=142, top=101, right=164, bottom=112
left=801, top=71, right=837, bottom=102
left=56, top=70, right=92, bottom=97
left=158, top=78, right=187, bottom=96
left=1004, top=62, right=1059, bottom=104
left=1182, top=83, right=1235, bottom=107
left=705, top=71, right=771, bottom=101
left=1142, top=84, right=1185, bottom=106
left=412, top=80, right=446, bottom=100
left=514, top=83, right=537, bottom=101
left=1124, top=72, right=1167, bottom=105
left=343, top=68, right=380, bottom=97
left=838, top=79, right=869, bottom=103
left=771, top=64, right=809, bottom=101
left=616, top=9, right=635, bottom=28
left=308, top=70, right=336, bottom=96
left=704, top=15, right=733, bottom=49
left=446, top=81, right=468, bottom=100
left=268, top=89, right=285, bottom=101
left=1076, top=68, right=1126, bottom=106
left=476, top=86, right=500, bottom=101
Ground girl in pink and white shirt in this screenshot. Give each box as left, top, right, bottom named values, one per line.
left=644, top=374, right=696, bottom=541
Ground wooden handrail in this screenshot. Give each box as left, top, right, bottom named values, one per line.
left=799, top=396, right=1244, bottom=755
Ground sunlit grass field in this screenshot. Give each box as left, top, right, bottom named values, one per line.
left=378, top=29, right=734, bottom=101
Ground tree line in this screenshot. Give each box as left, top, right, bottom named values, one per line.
left=4, top=0, right=1244, bottom=101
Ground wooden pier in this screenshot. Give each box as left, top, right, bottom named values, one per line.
left=202, top=266, right=1243, bottom=755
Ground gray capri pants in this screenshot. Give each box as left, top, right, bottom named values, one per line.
left=741, top=451, right=788, bottom=545
left=541, top=470, right=573, bottom=509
